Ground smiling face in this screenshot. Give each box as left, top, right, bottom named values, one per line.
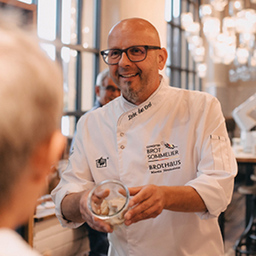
left=107, top=18, right=167, bottom=105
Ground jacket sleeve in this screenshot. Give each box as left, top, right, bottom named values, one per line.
left=51, top=115, right=95, bottom=228
left=186, top=96, right=237, bottom=219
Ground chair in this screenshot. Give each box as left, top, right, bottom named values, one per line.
left=234, top=184, right=256, bottom=255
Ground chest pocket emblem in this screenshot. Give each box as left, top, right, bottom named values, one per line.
left=96, top=157, right=108, bottom=168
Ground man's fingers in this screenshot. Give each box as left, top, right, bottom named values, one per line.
left=128, top=186, right=143, bottom=196
left=128, top=186, right=151, bottom=207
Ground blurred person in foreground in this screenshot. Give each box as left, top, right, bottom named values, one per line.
left=0, top=13, right=66, bottom=256
left=52, top=18, right=237, bottom=256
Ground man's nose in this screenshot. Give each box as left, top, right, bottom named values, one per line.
left=118, top=51, right=132, bottom=66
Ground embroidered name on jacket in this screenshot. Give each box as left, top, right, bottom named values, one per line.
left=128, top=102, right=152, bottom=121
left=146, top=142, right=181, bottom=174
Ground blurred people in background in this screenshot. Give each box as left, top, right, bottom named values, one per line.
left=92, top=68, right=120, bottom=111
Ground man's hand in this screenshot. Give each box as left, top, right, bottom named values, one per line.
left=124, top=184, right=165, bottom=226
left=123, top=185, right=206, bottom=226
left=79, top=190, right=113, bottom=233
left=61, top=190, right=113, bottom=233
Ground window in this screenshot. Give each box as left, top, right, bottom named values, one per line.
left=165, top=0, right=202, bottom=90
left=18, top=0, right=101, bottom=138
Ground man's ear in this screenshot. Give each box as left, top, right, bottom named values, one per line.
left=46, top=130, right=67, bottom=170
left=95, top=85, right=100, bottom=96
left=31, top=130, right=66, bottom=182
left=157, top=47, right=168, bottom=70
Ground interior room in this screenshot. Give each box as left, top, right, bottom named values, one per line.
left=1, top=0, right=256, bottom=256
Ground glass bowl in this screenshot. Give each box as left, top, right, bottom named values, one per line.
left=87, top=180, right=130, bottom=226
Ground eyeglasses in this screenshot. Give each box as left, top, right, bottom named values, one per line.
left=100, top=45, right=161, bottom=65
left=101, top=85, right=121, bottom=93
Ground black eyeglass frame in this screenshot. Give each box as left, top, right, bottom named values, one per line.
left=100, top=45, right=161, bottom=65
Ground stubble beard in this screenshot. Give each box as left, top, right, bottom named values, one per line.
left=121, top=80, right=142, bottom=105
left=116, top=71, right=150, bottom=105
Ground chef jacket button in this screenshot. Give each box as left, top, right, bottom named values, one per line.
left=120, top=132, right=124, bottom=137
left=120, top=145, right=125, bottom=149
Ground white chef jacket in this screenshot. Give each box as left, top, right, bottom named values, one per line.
left=52, top=77, right=237, bottom=256
left=0, top=229, right=41, bottom=256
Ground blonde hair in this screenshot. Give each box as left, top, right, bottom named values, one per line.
left=0, top=12, right=63, bottom=204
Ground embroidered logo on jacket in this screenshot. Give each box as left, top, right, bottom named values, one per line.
left=164, top=142, right=177, bottom=150
left=146, top=141, right=181, bottom=174
left=96, top=157, right=108, bottom=168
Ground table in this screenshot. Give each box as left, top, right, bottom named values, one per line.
left=233, top=148, right=256, bottom=226
left=233, top=149, right=256, bottom=254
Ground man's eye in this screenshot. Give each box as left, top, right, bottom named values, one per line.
left=109, top=50, right=120, bottom=58
left=129, top=47, right=144, bottom=55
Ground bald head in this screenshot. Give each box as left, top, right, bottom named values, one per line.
left=105, top=18, right=167, bottom=105
left=108, top=18, right=161, bottom=48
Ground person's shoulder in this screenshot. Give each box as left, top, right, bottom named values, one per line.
left=165, top=86, right=220, bottom=113
left=80, top=96, right=121, bottom=121
left=0, top=228, right=41, bottom=256
left=103, top=96, right=121, bottom=108
left=168, top=85, right=217, bottom=102
left=97, top=96, right=122, bottom=114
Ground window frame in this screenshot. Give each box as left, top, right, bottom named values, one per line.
left=30, top=0, right=101, bottom=137
left=166, top=0, right=202, bottom=91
